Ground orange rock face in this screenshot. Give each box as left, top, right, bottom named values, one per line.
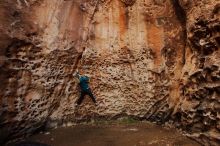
left=0, top=0, right=219, bottom=145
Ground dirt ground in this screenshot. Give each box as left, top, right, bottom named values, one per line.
left=15, top=122, right=201, bottom=146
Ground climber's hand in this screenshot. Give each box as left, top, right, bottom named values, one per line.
left=76, top=69, right=79, bottom=74
left=72, top=72, right=78, bottom=77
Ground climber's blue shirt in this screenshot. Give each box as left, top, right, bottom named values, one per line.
left=79, top=76, right=90, bottom=91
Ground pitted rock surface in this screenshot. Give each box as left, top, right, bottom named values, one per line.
left=0, top=0, right=219, bottom=145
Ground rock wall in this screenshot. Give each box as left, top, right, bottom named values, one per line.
left=0, top=0, right=219, bottom=145
left=171, top=0, right=220, bottom=145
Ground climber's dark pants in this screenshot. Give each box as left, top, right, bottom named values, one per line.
left=76, top=88, right=96, bottom=105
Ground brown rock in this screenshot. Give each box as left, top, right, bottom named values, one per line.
left=0, top=0, right=219, bottom=145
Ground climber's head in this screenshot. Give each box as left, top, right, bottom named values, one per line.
left=84, top=74, right=91, bottom=78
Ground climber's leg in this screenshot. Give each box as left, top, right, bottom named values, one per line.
left=87, top=89, right=97, bottom=105
left=76, top=91, right=86, bottom=105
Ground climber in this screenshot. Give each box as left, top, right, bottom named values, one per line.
left=73, top=70, right=97, bottom=106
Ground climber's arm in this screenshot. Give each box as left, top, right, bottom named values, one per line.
left=75, top=73, right=80, bottom=79
left=73, top=70, right=81, bottom=82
